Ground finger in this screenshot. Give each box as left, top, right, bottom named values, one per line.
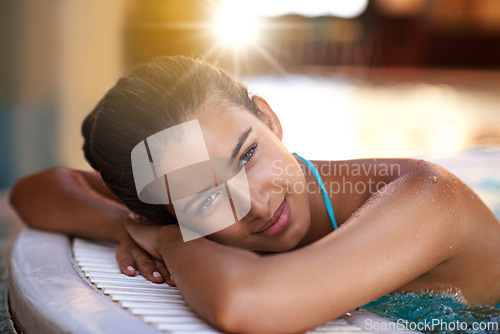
left=125, top=215, right=163, bottom=259
left=166, top=276, right=177, bottom=287
left=153, top=259, right=176, bottom=287
left=133, top=250, right=165, bottom=284
left=165, top=274, right=176, bottom=287
left=116, top=243, right=137, bottom=276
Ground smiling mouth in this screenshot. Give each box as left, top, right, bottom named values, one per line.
left=256, top=197, right=291, bottom=236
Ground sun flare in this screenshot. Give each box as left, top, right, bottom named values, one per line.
left=211, top=1, right=261, bottom=49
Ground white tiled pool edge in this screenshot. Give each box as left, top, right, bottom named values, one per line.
left=8, top=229, right=162, bottom=334
left=74, top=237, right=373, bottom=333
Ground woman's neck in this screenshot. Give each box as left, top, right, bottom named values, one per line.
left=293, top=156, right=335, bottom=249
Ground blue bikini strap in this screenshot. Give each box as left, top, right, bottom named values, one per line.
left=293, top=153, right=338, bottom=230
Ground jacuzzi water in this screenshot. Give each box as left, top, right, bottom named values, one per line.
left=0, top=214, right=15, bottom=333
left=363, top=290, right=500, bottom=333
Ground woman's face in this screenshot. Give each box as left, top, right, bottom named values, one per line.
left=166, top=98, right=312, bottom=252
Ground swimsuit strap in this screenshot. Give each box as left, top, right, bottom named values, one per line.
left=293, top=153, right=338, bottom=230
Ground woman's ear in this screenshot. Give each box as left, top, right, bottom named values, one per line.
left=252, top=96, right=283, bottom=141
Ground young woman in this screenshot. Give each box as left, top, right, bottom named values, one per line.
left=10, top=56, right=500, bottom=333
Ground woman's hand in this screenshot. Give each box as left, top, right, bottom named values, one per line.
left=124, top=214, right=180, bottom=286
left=116, top=228, right=176, bottom=286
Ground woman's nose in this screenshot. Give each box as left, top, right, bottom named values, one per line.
left=241, top=184, right=270, bottom=222
left=224, top=166, right=270, bottom=222
left=250, top=193, right=269, bottom=219
left=228, top=181, right=269, bottom=222
left=227, top=178, right=269, bottom=221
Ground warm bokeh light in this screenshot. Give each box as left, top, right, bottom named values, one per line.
left=375, top=0, right=427, bottom=17
left=244, top=72, right=500, bottom=161
left=3, top=0, right=500, bottom=190
left=251, top=0, right=369, bottom=18
left=212, top=0, right=368, bottom=49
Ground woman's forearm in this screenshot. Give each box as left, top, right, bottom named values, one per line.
left=9, top=168, right=129, bottom=242
left=157, top=226, right=261, bottom=331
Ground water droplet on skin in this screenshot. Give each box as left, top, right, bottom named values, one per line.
left=354, top=213, right=360, bottom=217
left=431, top=199, right=435, bottom=202
left=391, top=210, right=396, bottom=213
left=429, top=176, right=439, bottom=183
left=449, top=245, right=453, bottom=250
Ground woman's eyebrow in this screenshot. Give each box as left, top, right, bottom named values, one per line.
left=231, top=127, right=252, bottom=159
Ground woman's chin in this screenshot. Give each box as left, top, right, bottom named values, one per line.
left=266, top=228, right=310, bottom=252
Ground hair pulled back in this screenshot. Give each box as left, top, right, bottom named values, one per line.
left=82, top=56, right=260, bottom=223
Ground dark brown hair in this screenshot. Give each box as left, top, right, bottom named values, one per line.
left=82, top=56, right=260, bottom=223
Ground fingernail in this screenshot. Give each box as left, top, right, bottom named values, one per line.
left=126, top=266, right=135, bottom=272
left=153, top=271, right=162, bottom=278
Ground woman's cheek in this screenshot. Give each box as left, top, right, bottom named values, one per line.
left=206, top=222, right=244, bottom=245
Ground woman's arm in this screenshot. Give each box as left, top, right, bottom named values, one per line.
left=129, top=159, right=494, bottom=333
left=9, top=168, right=171, bottom=283
left=10, top=168, right=128, bottom=241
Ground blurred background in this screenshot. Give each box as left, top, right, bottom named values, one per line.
left=0, top=1, right=499, bottom=331
left=1, top=0, right=500, bottom=189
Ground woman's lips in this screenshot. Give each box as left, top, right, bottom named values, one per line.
left=257, top=198, right=291, bottom=236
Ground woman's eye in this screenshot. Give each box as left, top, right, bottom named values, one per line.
left=195, top=191, right=225, bottom=217
left=197, top=192, right=221, bottom=216
left=242, top=149, right=253, bottom=161
left=239, top=143, right=257, bottom=169
left=202, top=193, right=217, bottom=208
